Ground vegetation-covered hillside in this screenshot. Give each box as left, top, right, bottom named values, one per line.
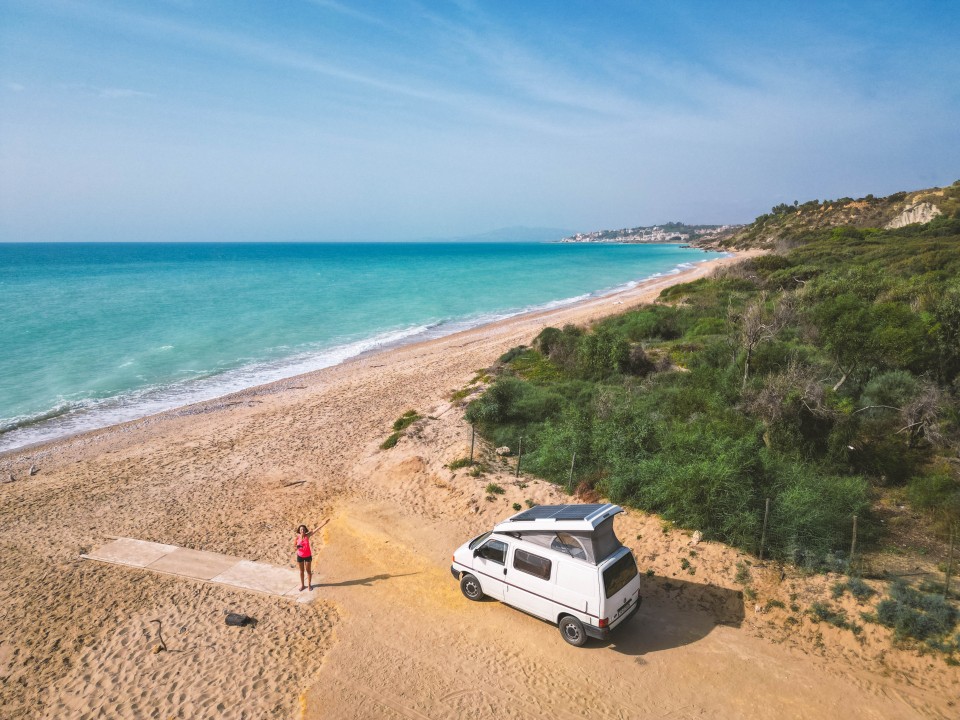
left=466, top=183, right=960, bottom=574
left=725, top=181, right=960, bottom=249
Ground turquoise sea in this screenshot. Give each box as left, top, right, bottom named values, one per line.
left=0, top=242, right=719, bottom=452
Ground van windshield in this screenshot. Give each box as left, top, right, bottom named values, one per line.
left=468, top=532, right=491, bottom=550
left=603, top=552, right=638, bottom=598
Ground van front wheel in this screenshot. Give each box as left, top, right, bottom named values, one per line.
left=460, top=573, right=484, bottom=601
left=559, top=615, right=587, bottom=647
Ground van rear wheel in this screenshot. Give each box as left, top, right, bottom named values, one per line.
left=460, top=573, right=484, bottom=601
left=559, top=615, right=587, bottom=647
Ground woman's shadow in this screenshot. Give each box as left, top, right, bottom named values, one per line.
left=314, top=571, right=420, bottom=588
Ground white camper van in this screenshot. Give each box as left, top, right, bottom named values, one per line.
left=451, top=503, right=642, bottom=646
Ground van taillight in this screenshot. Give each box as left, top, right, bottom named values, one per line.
left=451, top=555, right=455, bottom=562
left=599, top=617, right=609, bottom=628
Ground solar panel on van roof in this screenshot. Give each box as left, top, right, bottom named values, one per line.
left=509, top=504, right=606, bottom=522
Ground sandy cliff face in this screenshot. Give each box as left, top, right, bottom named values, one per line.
left=885, top=201, right=942, bottom=229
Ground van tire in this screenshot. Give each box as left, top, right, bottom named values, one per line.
left=460, top=573, right=484, bottom=601
left=558, top=615, right=587, bottom=647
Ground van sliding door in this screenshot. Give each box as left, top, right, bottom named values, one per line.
left=508, top=548, right=554, bottom=621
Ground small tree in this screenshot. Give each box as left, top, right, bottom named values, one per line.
left=734, top=291, right=796, bottom=389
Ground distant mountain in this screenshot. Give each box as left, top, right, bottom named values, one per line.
left=724, top=181, right=960, bottom=248
left=560, top=222, right=741, bottom=247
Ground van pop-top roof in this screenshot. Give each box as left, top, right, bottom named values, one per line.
left=493, top=504, right=625, bottom=565
left=494, top=503, right=623, bottom=533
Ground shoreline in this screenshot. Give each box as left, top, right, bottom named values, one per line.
left=0, top=249, right=748, bottom=461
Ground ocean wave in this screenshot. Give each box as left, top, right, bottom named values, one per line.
left=0, top=253, right=727, bottom=453
left=0, top=323, right=432, bottom=453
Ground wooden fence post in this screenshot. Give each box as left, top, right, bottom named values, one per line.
left=758, top=498, right=771, bottom=561
left=849, top=515, right=858, bottom=574
left=946, top=524, right=956, bottom=599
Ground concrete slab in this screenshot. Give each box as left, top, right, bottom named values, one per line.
left=81, top=538, right=302, bottom=599
left=82, top=537, right=179, bottom=568
left=147, top=547, right=239, bottom=580
left=212, top=560, right=300, bottom=596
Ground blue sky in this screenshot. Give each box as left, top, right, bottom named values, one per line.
left=1, top=0, right=958, bottom=242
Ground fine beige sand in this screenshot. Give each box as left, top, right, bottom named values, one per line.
left=1, top=250, right=957, bottom=719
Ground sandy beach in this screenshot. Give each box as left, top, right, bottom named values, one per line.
left=1, top=249, right=956, bottom=720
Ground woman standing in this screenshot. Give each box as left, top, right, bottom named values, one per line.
left=295, top=523, right=325, bottom=591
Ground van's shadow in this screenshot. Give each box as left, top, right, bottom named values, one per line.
left=597, top=575, right=744, bottom=656
left=315, top=571, right=420, bottom=588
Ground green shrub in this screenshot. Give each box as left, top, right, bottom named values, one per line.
left=687, top=317, right=727, bottom=337
left=499, top=345, right=528, bottom=364
left=380, top=432, right=401, bottom=450
left=465, top=376, right=564, bottom=428
left=847, top=577, right=877, bottom=602
left=508, top=349, right=564, bottom=382
left=447, top=457, right=473, bottom=470
left=908, top=471, right=960, bottom=527
left=392, top=410, right=421, bottom=432
left=485, top=483, right=505, bottom=495
left=875, top=581, right=959, bottom=642
left=451, top=386, right=474, bottom=402
left=809, top=601, right=861, bottom=634
left=533, top=325, right=583, bottom=372
left=765, top=463, right=870, bottom=565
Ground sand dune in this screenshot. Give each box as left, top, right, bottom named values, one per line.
left=2, top=250, right=956, bottom=719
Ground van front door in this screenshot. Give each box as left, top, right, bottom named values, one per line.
left=473, top=539, right=509, bottom=601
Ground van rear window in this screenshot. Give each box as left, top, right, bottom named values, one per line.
left=603, top=552, right=638, bottom=598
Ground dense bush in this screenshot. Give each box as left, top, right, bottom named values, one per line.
left=465, top=214, right=960, bottom=561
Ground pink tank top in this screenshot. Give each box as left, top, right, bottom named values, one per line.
left=296, top=536, right=312, bottom=558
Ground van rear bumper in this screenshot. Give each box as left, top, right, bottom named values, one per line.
left=584, top=595, right=642, bottom=640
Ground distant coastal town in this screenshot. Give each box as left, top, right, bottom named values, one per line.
left=560, top=222, right=741, bottom=247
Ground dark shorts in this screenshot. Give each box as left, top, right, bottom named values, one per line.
left=297, top=555, right=312, bottom=564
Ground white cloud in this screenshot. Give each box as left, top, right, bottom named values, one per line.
left=57, top=82, right=154, bottom=99
left=98, top=87, right=154, bottom=99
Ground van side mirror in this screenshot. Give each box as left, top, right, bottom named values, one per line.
left=473, top=548, right=481, bottom=558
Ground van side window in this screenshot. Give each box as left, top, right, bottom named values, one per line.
left=514, top=549, right=552, bottom=581
left=478, top=540, right=507, bottom=564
